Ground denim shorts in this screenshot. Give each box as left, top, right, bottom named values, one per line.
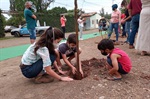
left=107, top=56, right=128, bottom=74
left=20, top=54, right=56, bottom=78
left=28, top=28, right=36, bottom=39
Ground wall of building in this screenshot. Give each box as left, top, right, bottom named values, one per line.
left=84, top=14, right=101, bottom=30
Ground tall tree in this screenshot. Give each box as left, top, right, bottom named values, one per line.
left=34, top=0, right=55, bottom=12
left=9, top=0, right=55, bottom=12
left=99, top=8, right=105, bottom=17
left=105, top=12, right=111, bottom=19
left=10, top=0, right=15, bottom=11
left=47, top=7, right=67, bottom=15
left=99, top=8, right=111, bottom=19
left=0, top=9, right=5, bottom=38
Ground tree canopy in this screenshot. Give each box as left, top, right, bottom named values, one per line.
left=99, top=8, right=111, bottom=19
left=47, top=7, right=67, bottom=15
left=9, top=0, right=55, bottom=12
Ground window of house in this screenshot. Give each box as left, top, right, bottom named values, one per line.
left=97, top=19, right=98, bottom=24
left=92, top=20, right=94, bottom=24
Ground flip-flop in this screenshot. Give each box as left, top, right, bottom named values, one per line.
left=107, top=76, right=122, bottom=81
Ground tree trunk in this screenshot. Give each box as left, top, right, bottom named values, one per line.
left=74, top=0, right=83, bottom=80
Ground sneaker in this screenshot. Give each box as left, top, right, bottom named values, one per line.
left=34, top=74, right=54, bottom=84
left=80, top=38, right=83, bottom=40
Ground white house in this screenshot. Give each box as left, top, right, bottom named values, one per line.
left=82, top=12, right=101, bottom=30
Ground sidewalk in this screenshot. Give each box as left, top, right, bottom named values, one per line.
left=0, top=30, right=107, bottom=61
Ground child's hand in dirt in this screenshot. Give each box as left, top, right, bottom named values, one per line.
left=79, top=69, right=84, bottom=77
left=58, top=69, right=68, bottom=75
left=60, top=77, right=73, bottom=81
left=71, top=67, right=77, bottom=74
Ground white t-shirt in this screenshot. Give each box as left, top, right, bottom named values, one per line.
left=21, top=43, right=52, bottom=68
left=78, top=18, right=84, bottom=27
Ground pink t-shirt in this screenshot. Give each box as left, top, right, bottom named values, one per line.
left=110, top=10, right=121, bottom=23
left=60, top=17, right=66, bottom=27
left=109, top=48, right=132, bottom=72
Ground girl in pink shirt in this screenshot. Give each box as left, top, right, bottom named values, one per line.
left=110, top=10, right=121, bottom=23
left=97, top=39, right=132, bottom=80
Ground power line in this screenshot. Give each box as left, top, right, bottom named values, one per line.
left=48, top=0, right=121, bottom=13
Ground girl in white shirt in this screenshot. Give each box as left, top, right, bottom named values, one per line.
left=20, top=27, right=73, bottom=83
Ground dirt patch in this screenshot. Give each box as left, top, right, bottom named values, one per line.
left=69, top=58, right=108, bottom=80
left=81, top=58, right=107, bottom=78
left=140, top=73, right=150, bottom=80
left=0, top=32, right=150, bottom=99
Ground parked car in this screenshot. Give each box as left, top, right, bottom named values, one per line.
left=4, top=26, right=17, bottom=33
left=10, top=25, right=49, bottom=37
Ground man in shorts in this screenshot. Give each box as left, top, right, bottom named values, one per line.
left=24, top=1, right=37, bottom=44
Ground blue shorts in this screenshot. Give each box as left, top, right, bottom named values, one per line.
left=107, top=56, right=128, bottom=74
left=28, top=28, right=36, bottom=39
left=20, top=54, right=56, bottom=78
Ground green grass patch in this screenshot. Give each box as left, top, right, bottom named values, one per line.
left=0, top=36, right=15, bottom=40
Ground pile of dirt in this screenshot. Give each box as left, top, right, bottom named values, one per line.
left=69, top=58, right=107, bottom=80
left=82, top=58, right=107, bottom=68
left=69, top=58, right=108, bottom=80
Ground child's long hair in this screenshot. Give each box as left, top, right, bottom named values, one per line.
left=34, top=27, right=64, bottom=55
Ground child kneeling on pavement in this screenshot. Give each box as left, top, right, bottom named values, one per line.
left=97, top=39, right=132, bottom=80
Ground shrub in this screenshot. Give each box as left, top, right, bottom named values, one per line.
left=0, top=9, right=5, bottom=38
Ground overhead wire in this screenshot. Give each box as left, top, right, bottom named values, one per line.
left=49, top=0, right=122, bottom=13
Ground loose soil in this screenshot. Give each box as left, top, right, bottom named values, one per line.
left=0, top=30, right=150, bottom=99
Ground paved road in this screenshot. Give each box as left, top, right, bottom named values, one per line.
left=0, top=29, right=99, bottom=48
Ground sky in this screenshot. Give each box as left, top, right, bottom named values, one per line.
left=0, top=0, right=122, bottom=18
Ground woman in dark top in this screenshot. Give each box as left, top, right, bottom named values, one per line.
left=121, top=1, right=132, bottom=43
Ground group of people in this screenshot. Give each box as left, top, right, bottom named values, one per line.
left=107, top=0, right=150, bottom=55
left=24, top=1, right=85, bottom=44
left=21, top=0, right=149, bottom=84
left=20, top=27, right=131, bottom=83
left=20, top=27, right=84, bottom=83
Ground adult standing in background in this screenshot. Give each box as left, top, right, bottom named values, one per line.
left=108, top=4, right=121, bottom=42
left=24, top=1, right=37, bottom=44
left=78, top=16, right=85, bottom=40
left=135, top=0, right=150, bottom=55
left=121, top=1, right=132, bottom=44
left=60, top=15, right=67, bottom=40
left=128, top=0, right=142, bottom=49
